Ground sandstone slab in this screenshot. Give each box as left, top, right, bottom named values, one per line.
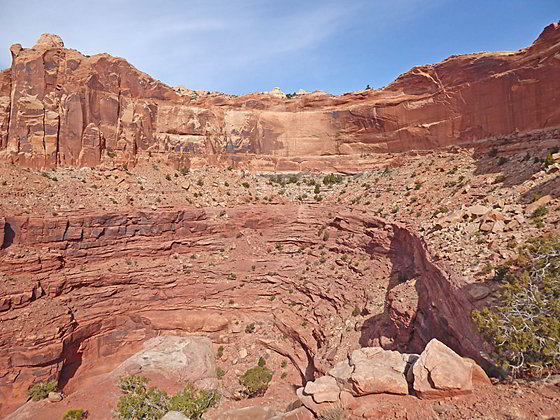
left=412, top=339, right=473, bottom=399
left=349, top=348, right=409, bottom=396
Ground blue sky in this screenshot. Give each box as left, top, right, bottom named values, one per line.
left=0, top=0, right=558, bottom=95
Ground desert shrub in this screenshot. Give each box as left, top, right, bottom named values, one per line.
left=323, top=174, right=343, bottom=185
left=216, top=345, right=224, bottom=359
left=497, top=156, right=508, bottom=166
left=351, top=306, right=361, bottom=317
left=488, top=148, right=499, bottom=158
left=245, top=323, right=256, bottom=333
left=258, top=356, right=266, bottom=367
left=216, top=367, right=225, bottom=379
left=533, top=205, right=549, bottom=218
left=545, top=151, right=555, bottom=166
left=63, top=409, right=86, bottom=420
left=169, top=386, right=220, bottom=420
left=314, top=184, right=320, bottom=194
left=473, top=235, right=560, bottom=377
left=28, top=380, right=57, bottom=401
left=242, top=182, right=250, bottom=188
left=117, top=376, right=169, bottom=419
left=116, top=376, right=219, bottom=420
left=239, top=366, right=273, bottom=397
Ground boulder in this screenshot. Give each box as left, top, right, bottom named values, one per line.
left=33, top=33, right=64, bottom=49
left=112, top=336, right=217, bottom=389
left=162, top=411, right=190, bottom=420
left=463, top=358, right=492, bottom=386
left=412, top=339, right=473, bottom=399
left=349, top=348, right=409, bottom=396
left=215, top=406, right=277, bottom=420
left=327, top=359, right=354, bottom=388
left=47, top=392, right=62, bottom=402
left=526, top=195, right=552, bottom=214
left=467, top=205, right=490, bottom=216
left=297, top=387, right=338, bottom=415
left=304, top=376, right=340, bottom=403
left=269, top=407, right=314, bottom=420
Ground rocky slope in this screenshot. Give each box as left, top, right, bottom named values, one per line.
left=0, top=203, right=488, bottom=415
left=0, top=138, right=558, bottom=418
left=1, top=24, right=560, bottom=170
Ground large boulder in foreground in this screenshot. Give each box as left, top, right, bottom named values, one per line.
left=303, top=375, right=340, bottom=403
left=348, top=347, right=412, bottom=396
left=412, top=339, right=473, bottom=399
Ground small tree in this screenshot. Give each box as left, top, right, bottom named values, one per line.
left=239, top=366, right=273, bottom=397
left=116, top=376, right=169, bottom=419
left=473, top=235, right=560, bottom=377
left=169, top=386, right=220, bottom=420
left=63, top=409, right=86, bottom=420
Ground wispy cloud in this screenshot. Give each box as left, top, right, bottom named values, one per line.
left=0, top=0, right=554, bottom=94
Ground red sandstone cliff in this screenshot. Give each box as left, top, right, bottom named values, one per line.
left=0, top=25, right=559, bottom=170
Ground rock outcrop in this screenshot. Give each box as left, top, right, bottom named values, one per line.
left=1, top=24, right=560, bottom=170
left=412, top=339, right=474, bottom=399
left=297, top=339, right=489, bottom=416
left=0, top=204, right=487, bottom=416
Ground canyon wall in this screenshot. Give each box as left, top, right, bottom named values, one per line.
left=0, top=24, right=559, bottom=170
left=0, top=205, right=485, bottom=415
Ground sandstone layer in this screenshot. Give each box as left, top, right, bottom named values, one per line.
left=0, top=24, right=559, bottom=170
left=0, top=204, right=486, bottom=416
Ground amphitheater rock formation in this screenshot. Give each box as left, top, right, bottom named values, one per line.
left=0, top=23, right=560, bottom=420
left=0, top=24, right=559, bottom=171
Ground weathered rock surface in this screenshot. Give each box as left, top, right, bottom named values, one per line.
left=412, top=339, right=474, bottom=399
left=269, top=406, right=314, bottom=420
left=215, top=406, right=277, bottom=420
left=161, top=412, right=190, bottom=420
left=111, top=336, right=218, bottom=389
left=0, top=205, right=488, bottom=416
left=349, top=347, right=410, bottom=395
left=1, top=24, right=560, bottom=170
left=303, top=375, right=340, bottom=403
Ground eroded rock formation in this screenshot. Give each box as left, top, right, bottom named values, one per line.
left=0, top=24, right=559, bottom=170
left=0, top=204, right=486, bottom=415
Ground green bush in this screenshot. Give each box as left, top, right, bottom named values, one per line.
left=117, top=376, right=169, bottom=420
left=28, top=380, right=57, bottom=401
left=545, top=151, right=555, bottom=166
left=323, top=174, right=343, bottom=185
left=533, top=205, right=549, bottom=218
left=63, top=409, right=86, bottom=420
left=116, top=376, right=220, bottom=420
left=473, top=235, right=560, bottom=377
left=239, top=366, right=273, bottom=397
left=169, top=386, right=220, bottom=420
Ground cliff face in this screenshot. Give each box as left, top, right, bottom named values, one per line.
left=0, top=25, right=559, bottom=170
